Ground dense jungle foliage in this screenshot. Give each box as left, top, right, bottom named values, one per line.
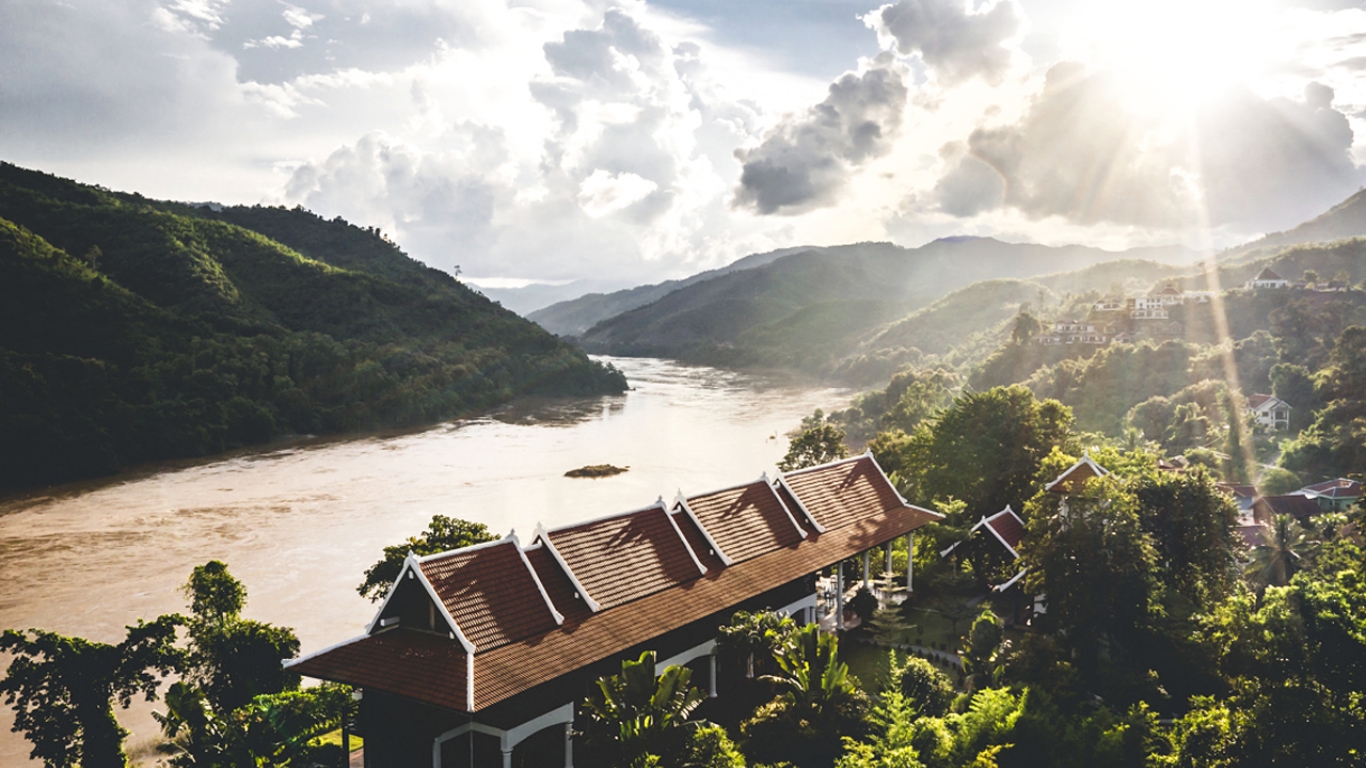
left=0, top=163, right=625, bottom=489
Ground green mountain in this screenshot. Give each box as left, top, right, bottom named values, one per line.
left=527, top=246, right=809, bottom=336
left=575, top=238, right=1196, bottom=374
left=0, top=162, right=625, bottom=489
left=1221, top=187, right=1366, bottom=265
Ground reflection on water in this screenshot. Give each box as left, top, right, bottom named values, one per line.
left=0, top=356, right=847, bottom=764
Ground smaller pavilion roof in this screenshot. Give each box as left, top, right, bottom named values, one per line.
left=1044, top=452, right=1110, bottom=494
left=1255, top=267, right=1284, bottom=281
left=1247, top=394, right=1289, bottom=411
left=940, top=505, right=1025, bottom=560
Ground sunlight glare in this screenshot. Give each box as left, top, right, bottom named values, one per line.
left=1063, top=0, right=1279, bottom=116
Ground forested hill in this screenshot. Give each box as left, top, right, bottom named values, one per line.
left=574, top=238, right=1196, bottom=371
left=0, top=162, right=626, bottom=489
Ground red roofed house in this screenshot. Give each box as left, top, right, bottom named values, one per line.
left=1044, top=452, right=1110, bottom=495
left=939, top=506, right=1027, bottom=592
left=289, top=453, right=940, bottom=768
left=1293, top=478, right=1363, bottom=512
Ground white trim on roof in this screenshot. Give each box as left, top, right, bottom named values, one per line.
left=993, top=568, right=1028, bottom=592
left=510, top=531, right=565, bottom=626
left=533, top=524, right=604, bottom=612
left=283, top=632, right=367, bottom=669
left=982, top=505, right=1023, bottom=559
left=774, top=475, right=825, bottom=533
left=760, top=472, right=810, bottom=540
left=662, top=504, right=710, bottom=576
left=413, top=535, right=511, bottom=563
left=778, top=452, right=866, bottom=477
left=672, top=493, right=734, bottom=566
left=411, top=553, right=477, bottom=654
left=1043, top=450, right=1110, bottom=492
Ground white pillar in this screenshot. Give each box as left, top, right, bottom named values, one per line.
left=862, top=551, right=871, bottom=589
left=906, top=533, right=914, bottom=593
left=564, top=722, right=574, bottom=768
left=708, top=653, right=718, bottom=698
left=885, top=545, right=893, bottom=583
left=836, top=562, right=845, bottom=630
left=502, top=748, right=513, bottom=768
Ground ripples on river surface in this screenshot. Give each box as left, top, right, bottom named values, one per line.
left=0, top=357, right=848, bottom=764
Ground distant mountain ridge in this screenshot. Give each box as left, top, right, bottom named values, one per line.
left=0, top=162, right=625, bottom=488
left=526, top=245, right=813, bottom=336
left=1222, top=187, right=1366, bottom=264
left=571, top=237, right=1197, bottom=373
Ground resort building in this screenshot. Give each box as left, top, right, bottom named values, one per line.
left=289, top=453, right=940, bottom=768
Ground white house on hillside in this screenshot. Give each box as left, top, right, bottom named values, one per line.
left=1247, top=268, right=1290, bottom=290
left=1247, top=394, right=1291, bottom=431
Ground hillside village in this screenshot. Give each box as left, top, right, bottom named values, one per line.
left=1033, top=268, right=1350, bottom=347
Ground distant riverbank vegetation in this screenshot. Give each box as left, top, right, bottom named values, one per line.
left=0, top=163, right=625, bottom=490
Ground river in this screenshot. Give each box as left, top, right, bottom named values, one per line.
left=0, top=356, right=850, bottom=764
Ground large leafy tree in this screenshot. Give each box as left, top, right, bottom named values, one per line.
left=357, top=515, right=496, bottom=601
left=181, top=561, right=301, bottom=714
left=1022, top=476, right=1161, bottom=681
left=716, top=609, right=796, bottom=679
left=580, top=651, right=705, bottom=767
left=780, top=410, right=850, bottom=472
left=1129, top=467, right=1242, bottom=606
left=1281, top=324, right=1366, bottom=478
left=0, top=616, right=182, bottom=767
left=872, top=386, right=1072, bottom=523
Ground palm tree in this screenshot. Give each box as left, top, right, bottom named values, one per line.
left=760, top=624, right=861, bottom=717
left=716, top=609, right=794, bottom=679
left=581, top=651, right=704, bottom=766
left=1249, top=514, right=1309, bottom=587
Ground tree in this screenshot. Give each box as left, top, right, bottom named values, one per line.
left=156, top=681, right=353, bottom=768
left=1011, top=311, right=1042, bottom=345
left=181, top=561, right=301, bottom=714
left=959, top=608, right=1006, bottom=692
left=745, top=624, right=869, bottom=767
left=1258, top=467, right=1302, bottom=496
left=580, top=652, right=705, bottom=767
left=1247, top=515, right=1308, bottom=588
left=357, top=515, right=496, bottom=601
left=781, top=411, right=850, bottom=471
left=0, top=616, right=182, bottom=767
left=717, top=609, right=796, bottom=679
left=873, top=386, right=1073, bottom=523
left=893, top=654, right=954, bottom=718
left=1022, top=476, right=1161, bottom=680
left=870, top=607, right=912, bottom=647
left=1130, top=467, right=1242, bottom=605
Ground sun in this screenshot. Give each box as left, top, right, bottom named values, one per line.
left=1061, top=0, right=1281, bottom=117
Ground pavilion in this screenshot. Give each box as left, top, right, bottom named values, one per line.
left=288, top=452, right=940, bottom=768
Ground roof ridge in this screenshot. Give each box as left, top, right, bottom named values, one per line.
left=532, top=524, right=604, bottom=612
left=541, top=500, right=668, bottom=534
left=672, top=493, right=735, bottom=566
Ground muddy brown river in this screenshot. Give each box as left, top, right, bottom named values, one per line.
left=0, top=357, right=849, bottom=764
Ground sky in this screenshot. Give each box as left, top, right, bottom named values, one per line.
left=3, top=0, right=1366, bottom=297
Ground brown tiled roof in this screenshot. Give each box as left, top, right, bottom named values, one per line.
left=1300, top=478, right=1362, bottom=499
left=524, top=544, right=593, bottom=623
left=682, top=480, right=805, bottom=563
left=1253, top=495, right=1321, bottom=522
left=292, top=464, right=942, bottom=714
left=472, top=505, right=936, bottom=709
left=984, top=508, right=1025, bottom=554
left=418, top=540, right=560, bottom=652
left=670, top=510, right=727, bottom=572
left=781, top=455, right=909, bottom=530
left=290, top=629, right=468, bottom=711
left=539, top=505, right=703, bottom=610
left=1247, top=393, right=1275, bottom=409
left=774, top=481, right=820, bottom=531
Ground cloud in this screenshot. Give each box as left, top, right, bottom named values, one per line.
left=732, top=56, right=909, bottom=215
left=934, top=63, right=1362, bottom=232
left=577, top=170, right=659, bottom=218
left=867, top=0, right=1022, bottom=86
